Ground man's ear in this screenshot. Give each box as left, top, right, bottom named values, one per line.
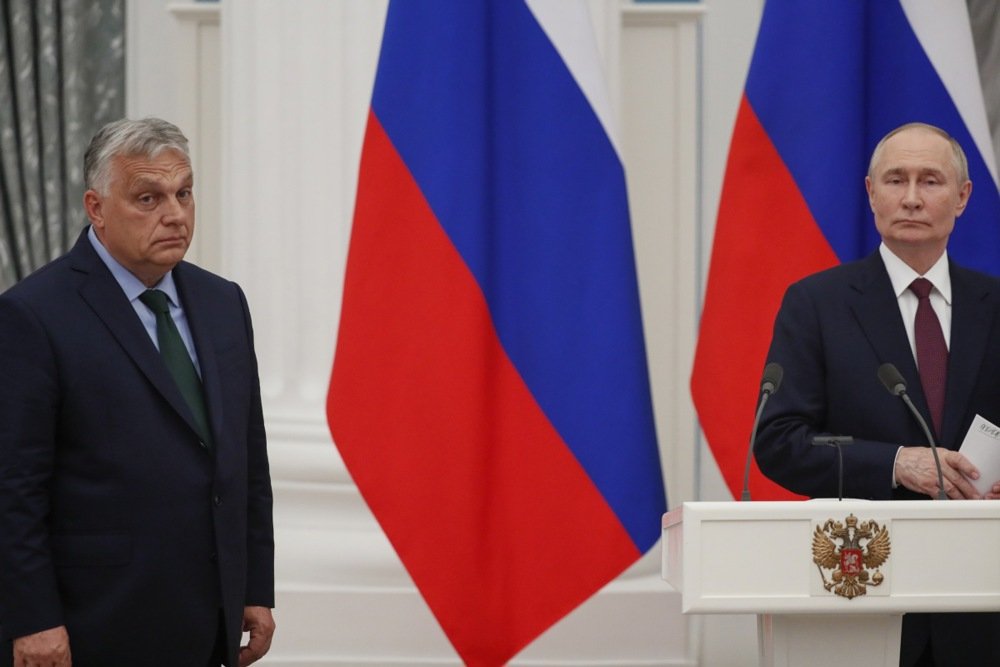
left=955, top=180, right=972, bottom=216
left=83, top=189, right=104, bottom=230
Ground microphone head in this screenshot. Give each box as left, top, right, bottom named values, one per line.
left=761, top=362, right=784, bottom=394
left=877, top=363, right=907, bottom=396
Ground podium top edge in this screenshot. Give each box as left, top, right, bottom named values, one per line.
left=662, top=499, right=1000, bottom=528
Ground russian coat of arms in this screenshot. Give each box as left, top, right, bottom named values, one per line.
left=812, top=513, right=891, bottom=599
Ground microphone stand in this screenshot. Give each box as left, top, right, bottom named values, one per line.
left=741, top=363, right=783, bottom=501
left=877, top=363, right=947, bottom=501
left=812, top=436, right=854, bottom=501
left=897, top=392, right=947, bottom=501
left=741, top=389, right=773, bottom=501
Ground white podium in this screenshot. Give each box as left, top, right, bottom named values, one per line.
left=662, top=500, right=1000, bottom=667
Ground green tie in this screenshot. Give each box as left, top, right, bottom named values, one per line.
left=139, top=289, right=213, bottom=449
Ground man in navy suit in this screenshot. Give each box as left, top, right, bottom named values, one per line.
left=0, top=118, right=275, bottom=666
left=756, top=122, right=1000, bottom=665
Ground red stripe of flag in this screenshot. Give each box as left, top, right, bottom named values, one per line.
left=692, top=97, right=838, bottom=500
left=328, top=112, right=640, bottom=666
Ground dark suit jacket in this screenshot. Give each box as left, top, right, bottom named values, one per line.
left=0, top=230, right=274, bottom=666
left=755, top=251, right=1000, bottom=664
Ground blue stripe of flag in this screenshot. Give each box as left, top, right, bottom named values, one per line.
left=746, top=0, right=1000, bottom=272
left=371, top=0, right=665, bottom=550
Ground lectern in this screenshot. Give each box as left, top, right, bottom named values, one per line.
left=662, top=500, right=1000, bottom=667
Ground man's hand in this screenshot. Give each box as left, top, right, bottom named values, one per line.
left=13, top=626, right=71, bottom=667
left=985, top=481, right=1000, bottom=500
left=895, top=446, right=981, bottom=498
left=238, top=606, right=275, bottom=667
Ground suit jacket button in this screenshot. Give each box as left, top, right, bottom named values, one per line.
left=210, top=552, right=217, bottom=562
left=213, top=495, right=222, bottom=506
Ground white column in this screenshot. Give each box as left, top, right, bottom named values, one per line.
left=219, top=0, right=398, bottom=555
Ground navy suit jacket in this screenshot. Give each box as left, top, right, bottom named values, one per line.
left=755, top=251, right=1000, bottom=663
left=0, top=230, right=274, bottom=666
left=756, top=251, right=1000, bottom=499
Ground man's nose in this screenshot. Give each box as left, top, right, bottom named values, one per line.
left=902, top=181, right=922, bottom=208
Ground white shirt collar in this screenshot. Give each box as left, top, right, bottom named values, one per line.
left=878, top=243, right=951, bottom=305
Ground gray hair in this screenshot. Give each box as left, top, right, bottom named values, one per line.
left=84, top=117, right=191, bottom=195
left=867, top=122, right=969, bottom=183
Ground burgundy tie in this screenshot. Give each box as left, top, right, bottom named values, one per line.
left=909, top=278, right=948, bottom=438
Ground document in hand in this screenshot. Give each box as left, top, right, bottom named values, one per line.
left=958, top=414, right=1000, bottom=495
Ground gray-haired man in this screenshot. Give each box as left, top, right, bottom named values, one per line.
left=0, top=118, right=275, bottom=666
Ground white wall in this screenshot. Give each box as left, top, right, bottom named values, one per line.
left=126, top=0, right=764, bottom=664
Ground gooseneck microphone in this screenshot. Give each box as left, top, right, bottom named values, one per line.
left=877, top=362, right=947, bottom=500
left=740, top=362, right=784, bottom=501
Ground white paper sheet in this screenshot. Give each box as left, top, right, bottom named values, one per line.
left=958, top=414, right=1000, bottom=495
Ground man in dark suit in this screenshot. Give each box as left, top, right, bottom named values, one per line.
left=755, top=122, right=1000, bottom=665
left=0, top=118, right=275, bottom=666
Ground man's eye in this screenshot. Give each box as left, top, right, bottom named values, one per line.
left=138, top=195, right=155, bottom=205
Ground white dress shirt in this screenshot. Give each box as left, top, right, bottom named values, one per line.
left=879, top=242, right=951, bottom=360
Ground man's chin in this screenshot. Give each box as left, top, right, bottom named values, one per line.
left=153, top=248, right=189, bottom=269
left=888, top=230, right=938, bottom=245
left=884, top=235, right=948, bottom=260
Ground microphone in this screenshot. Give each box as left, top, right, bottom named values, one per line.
left=877, top=362, right=946, bottom=500
left=812, top=435, right=854, bottom=500
left=741, top=362, right=784, bottom=501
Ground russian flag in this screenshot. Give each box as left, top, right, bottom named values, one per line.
left=326, top=2, right=666, bottom=664
left=692, top=0, right=1000, bottom=500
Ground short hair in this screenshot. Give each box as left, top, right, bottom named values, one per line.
left=867, top=122, right=969, bottom=183
left=84, top=117, right=191, bottom=195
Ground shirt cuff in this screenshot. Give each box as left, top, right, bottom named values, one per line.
left=892, top=446, right=903, bottom=488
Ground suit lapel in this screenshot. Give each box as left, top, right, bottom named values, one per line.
left=174, top=264, right=225, bottom=450
left=847, top=253, right=928, bottom=414
left=70, top=233, right=209, bottom=444
left=942, top=266, right=992, bottom=447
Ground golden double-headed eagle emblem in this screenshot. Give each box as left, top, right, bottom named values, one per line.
left=812, top=513, right=891, bottom=599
